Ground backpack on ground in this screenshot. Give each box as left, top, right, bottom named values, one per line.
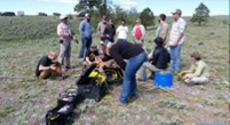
left=76, top=63, right=107, bottom=102
left=45, top=104, right=74, bottom=125
left=57, top=87, right=83, bottom=108
left=135, top=26, right=143, bottom=39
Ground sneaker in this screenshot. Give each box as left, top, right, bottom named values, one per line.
left=128, top=96, right=138, bottom=101
left=118, top=102, right=127, bottom=107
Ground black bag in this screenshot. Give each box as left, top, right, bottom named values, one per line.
left=57, top=88, right=82, bottom=108
left=45, top=104, right=74, bottom=125
left=77, top=78, right=107, bottom=102
left=76, top=63, right=107, bottom=102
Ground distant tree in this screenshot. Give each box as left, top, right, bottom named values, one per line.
left=139, top=7, right=155, bottom=28
left=129, top=7, right=138, bottom=14
left=68, top=14, right=73, bottom=20
left=190, top=2, right=210, bottom=26
left=74, top=0, right=107, bottom=17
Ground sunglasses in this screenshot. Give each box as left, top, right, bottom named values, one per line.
left=173, top=13, right=178, bottom=15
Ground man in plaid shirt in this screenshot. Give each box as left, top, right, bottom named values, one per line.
left=167, top=9, right=186, bottom=74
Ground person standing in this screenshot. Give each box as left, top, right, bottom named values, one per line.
left=57, top=15, right=74, bottom=71
left=116, top=19, right=129, bottom=42
left=97, top=16, right=107, bottom=42
left=155, top=14, right=169, bottom=43
left=78, top=13, right=93, bottom=59
left=132, top=18, right=145, bottom=45
left=167, top=9, right=186, bottom=74
left=103, top=19, right=116, bottom=43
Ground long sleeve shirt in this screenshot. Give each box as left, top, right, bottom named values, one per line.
left=97, top=21, right=107, bottom=36
left=186, top=60, right=210, bottom=78
left=79, top=19, right=92, bottom=38
left=57, top=22, right=72, bottom=45
left=109, top=41, right=144, bottom=70
left=151, top=46, right=170, bottom=69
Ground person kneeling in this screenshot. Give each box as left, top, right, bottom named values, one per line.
left=182, top=52, right=210, bottom=86
left=35, top=50, right=62, bottom=79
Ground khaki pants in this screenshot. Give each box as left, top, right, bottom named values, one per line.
left=136, top=62, right=161, bottom=80
left=184, top=74, right=209, bottom=85
left=39, top=63, right=62, bottom=79
left=58, top=43, right=71, bottom=68
left=99, top=59, right=116, bottom=73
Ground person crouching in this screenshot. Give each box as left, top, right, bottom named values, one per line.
left=84, top=45, right=100, bottom=65
left=35, top=50, right=62, bottom=79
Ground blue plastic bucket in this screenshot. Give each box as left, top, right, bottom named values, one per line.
left=154, top=71, right=173, bottom=88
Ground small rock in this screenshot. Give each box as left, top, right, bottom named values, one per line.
left=197, top=104, right=203, bottom=108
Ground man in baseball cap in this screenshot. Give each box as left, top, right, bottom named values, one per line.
left=171, top=9, right=182, bottom=16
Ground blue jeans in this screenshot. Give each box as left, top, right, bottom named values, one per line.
left=117, top=39, right=126, bottom=42
left=119, top=51, right=147, bottom=104
left=78, top=37, right=92, bottom=58
left=169, top=44, right=182, bottom=72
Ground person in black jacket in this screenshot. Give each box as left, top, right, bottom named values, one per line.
left=137, top=37, right=170, bottom=81
left=97, top=41, right=147, bottom=105
left=103, top=19, right=116, bottom=43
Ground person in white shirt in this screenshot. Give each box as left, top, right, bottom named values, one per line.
left=116, top=19, right=129, bottom=42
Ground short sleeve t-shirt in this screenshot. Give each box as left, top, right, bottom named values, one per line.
left=35, top=56, right=52, bottom=76
left=85, top=50, right=99, bottom=62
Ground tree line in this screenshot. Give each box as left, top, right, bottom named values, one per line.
left=73, top=0, right=210, bottom=29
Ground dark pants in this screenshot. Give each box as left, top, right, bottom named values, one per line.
left=78, top=37, right=92, bottom=58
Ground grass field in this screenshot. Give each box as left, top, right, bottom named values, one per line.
left=0, top=15, right=229, bottom=125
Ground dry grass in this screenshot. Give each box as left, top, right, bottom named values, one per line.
left=0, top=16, right=229, bottom=125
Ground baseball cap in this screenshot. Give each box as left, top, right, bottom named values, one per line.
left=190, top=52, right=201, bottom=59
left=90, top=45, right=97, bottom=49
left=85, top=13, right=90, bottom=17
left=171, top=9, right=182, bottom=15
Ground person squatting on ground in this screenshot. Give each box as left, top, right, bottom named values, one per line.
left=97, top=16, right=107, bottom=42
left=35, top=50, right=62, bottom=79
left=137, top=37, right=170, bottom=81
left=103, top=19, right=116, bottom=44
left=84, top=45, right=100, bottom=65
left=116, top=19, right=129, bottom=42
left=182, top=52, right=210, bottom=86
left=78, top=13, right=93, bottom=59
left=57, top=15, right=76, bottom=71
left=132, top=18, right=145, bottom=45
left=167, top=9, right=187, bottom=74
left=101, top=41, right=147, bottom=105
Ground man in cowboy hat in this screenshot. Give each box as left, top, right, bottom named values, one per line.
left=182, top=52, right=210, bottom=86
left=57, top=14, right=76, bottom=71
